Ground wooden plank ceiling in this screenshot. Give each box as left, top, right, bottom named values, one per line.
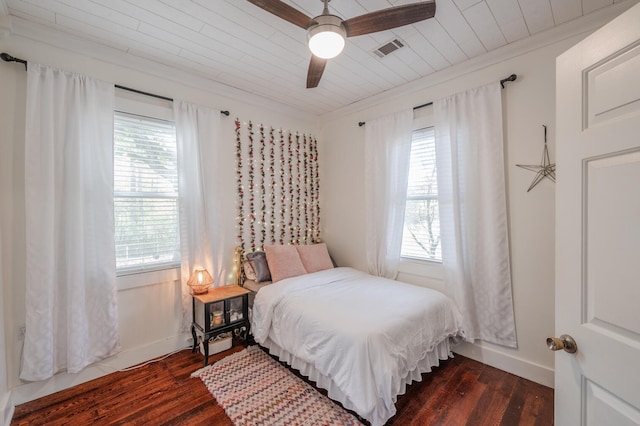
left=2, top=0, right=629, bottom=114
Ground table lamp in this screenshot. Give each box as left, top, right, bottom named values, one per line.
left=187, top=267, right=213, bottom=295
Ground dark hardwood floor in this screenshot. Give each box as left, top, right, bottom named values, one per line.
left=12, top=341, right=553, bottom=425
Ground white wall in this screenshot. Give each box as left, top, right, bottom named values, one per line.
left=319, top=30, right=600, bottom=388
left=0, top=34, right=320, bottom=404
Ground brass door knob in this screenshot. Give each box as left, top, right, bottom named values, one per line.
left=546, top=334, right=578, bottom=353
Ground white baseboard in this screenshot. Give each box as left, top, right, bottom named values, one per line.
left=1, top=391, right=14, bottom=426
left=10, top=332, right=192, bottom=406
left=453, top=342, right=554, bottom=388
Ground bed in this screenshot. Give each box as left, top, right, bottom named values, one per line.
left=240, top=244, right=464, bottom=426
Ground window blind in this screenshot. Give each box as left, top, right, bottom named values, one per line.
left=114, top=111, right=180, bottom=273
left=401, top=126, right=442, bottom=262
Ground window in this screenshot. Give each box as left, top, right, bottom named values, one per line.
left=401, top=126, right=442, bottom=262
left=114, top=111, right=180, bottom=274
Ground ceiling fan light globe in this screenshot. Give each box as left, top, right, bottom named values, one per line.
left=307, top=15, right=346, bottom=59
left=308, top=30, right=344, bottom=59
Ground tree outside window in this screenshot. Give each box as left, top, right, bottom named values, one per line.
left=401, top=127, right=441, bottom=262
left=114, top=112, right=180, bottom=273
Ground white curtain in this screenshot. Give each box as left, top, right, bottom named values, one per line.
left=21, top=64, right=119, bottom=381
left=174, top=101, right=221, bottom=331
left=434, top=83, right=517, bottom=348
left=364, top=110, right=413, bottom=278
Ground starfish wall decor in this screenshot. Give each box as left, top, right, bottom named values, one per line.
left=516, top=125, right=556, bottom=192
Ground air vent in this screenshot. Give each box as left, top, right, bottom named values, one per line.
left=373, top=39, right=405, bottom=58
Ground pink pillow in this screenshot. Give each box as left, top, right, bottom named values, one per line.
left=264, top=245, right=307, bottom=282
left=296, top=243, right=334, bottom=273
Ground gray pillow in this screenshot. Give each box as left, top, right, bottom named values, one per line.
left=247, top=251, right=271, bottom=282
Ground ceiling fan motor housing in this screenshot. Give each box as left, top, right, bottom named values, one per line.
left=307, top=14, right=346, bottom=59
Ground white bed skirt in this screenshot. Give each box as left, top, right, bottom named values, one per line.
left=260, top=335, right=456, bottom=424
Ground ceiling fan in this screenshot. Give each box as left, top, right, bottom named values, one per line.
left=248, top=0, right=437, bottom=88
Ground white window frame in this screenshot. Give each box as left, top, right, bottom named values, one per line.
left=114, top=88, right=180, bottom=290
left=399, top=105, right=443, bottom=279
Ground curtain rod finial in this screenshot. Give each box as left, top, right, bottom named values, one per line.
left=500, top=74, right=517, bottom=88
left=1, top=52, right=27, bottom=70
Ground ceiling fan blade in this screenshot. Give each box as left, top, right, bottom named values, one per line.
left=307, top=56, right=327, bottom=89
left=343, top=1, right=436, bottom=37
left=247, top=0, right=316, bottom=30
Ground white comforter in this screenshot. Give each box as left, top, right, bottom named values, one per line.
left=251, top=267, right=463, bottom=426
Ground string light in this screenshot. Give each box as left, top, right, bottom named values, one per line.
left=269, top=127, right=276, bottom=244
left=279, top=129, right=286, bottom=245
left=314, top=138, right=321, bottom=241
left=248, top=121, right=255, bottom=251
left=287, top=132, right=294, bottom=242
left=303, top=134, right=309, bottom=242
left=235, top=118, right=245, bottom=252
left=259, top=124, right=266, bottom=247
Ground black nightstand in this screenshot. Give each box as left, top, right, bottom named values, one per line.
left=191, top=285, right=250, bottom=367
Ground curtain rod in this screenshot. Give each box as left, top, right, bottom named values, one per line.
left=114, top=85, right=229, bottom=116
left=1, top=52, right=230, bottom=116
left=358, top=73, right=518, bottom=127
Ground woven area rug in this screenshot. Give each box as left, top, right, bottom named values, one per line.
left=192, top=345, right=363, bottom=426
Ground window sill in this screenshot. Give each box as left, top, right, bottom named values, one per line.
left=398, top=257, right=443, bottom=280
left=117, top=267, right=181, bottom=290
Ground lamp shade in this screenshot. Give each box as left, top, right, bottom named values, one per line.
left=307, top=15, right=346, bottom=59
left=187, top=267, right=214, bottom=295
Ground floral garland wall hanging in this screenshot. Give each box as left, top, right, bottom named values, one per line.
left=279, top=129, right=286, bottom=245
left=235, top=119, right=320, bottom=251
left=269, top=127, right=276, bottom=244
left=234, top=119, right=245, bottom=252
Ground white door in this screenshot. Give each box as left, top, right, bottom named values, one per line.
left=555, top=3, right=640, bottom=425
